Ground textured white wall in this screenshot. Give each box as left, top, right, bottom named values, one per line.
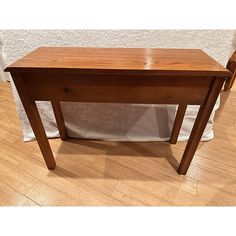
left=0, top=30, right=236, bottom=67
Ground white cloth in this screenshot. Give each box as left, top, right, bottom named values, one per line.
left=0, top=43, right=10, bottom=81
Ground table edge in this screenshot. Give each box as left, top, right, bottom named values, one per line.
left=4, top=67, right=232, bottom=78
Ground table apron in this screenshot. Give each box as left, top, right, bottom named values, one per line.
left=21, top=73, right=214, bottom=105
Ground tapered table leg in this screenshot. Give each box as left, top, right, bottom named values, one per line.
left=12, top=73, right=56, bottom=169
left=178, top=78, right=224, bottom=175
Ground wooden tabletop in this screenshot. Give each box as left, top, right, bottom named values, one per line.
left=5, top=47, right=231, bottom=77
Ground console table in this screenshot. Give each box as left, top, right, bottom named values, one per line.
left=5, top=47, right=231, bottom=175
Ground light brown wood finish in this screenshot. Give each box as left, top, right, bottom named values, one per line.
left=6, top=47, right=230, bottom=77
left=51, top=101, right=67, bottom=140
left=1, top=81, right=236, bottom=206
left=224, top=50, right=236, bottom=91
left=170, top=104, right=187, bottom=144
left=5, top=47, right=231, bottom=175
left=22, top=74, right=213, bottom=104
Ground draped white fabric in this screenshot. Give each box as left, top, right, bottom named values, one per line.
left=0, top=42, right=10, bottom=82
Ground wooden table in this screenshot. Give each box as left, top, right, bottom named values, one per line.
left=5, top=47, right=231, bottom=175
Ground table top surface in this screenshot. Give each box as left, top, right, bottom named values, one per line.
left=5, top=47, right=231, bottom=77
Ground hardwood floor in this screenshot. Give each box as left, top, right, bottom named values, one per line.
left=0, top=81, right=236, bottom=206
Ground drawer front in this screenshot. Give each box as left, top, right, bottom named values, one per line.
left=21, top=73, right=214, bottom=105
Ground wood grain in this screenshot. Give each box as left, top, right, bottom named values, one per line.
left=22, top=74, right=213, bottom=105
left=5, top=47, right=231, bottom=77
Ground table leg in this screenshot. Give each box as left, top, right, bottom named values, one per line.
left=224, top=72, right=235, bottom=91
left=178, top=78, right=225, bottom=175
left=51, top=101, right=67, bottom=140
left=223, top=57, right=236, bottom=91
left=12, top=73, right=56, bottom=169
left=170, top=104, right=187, bottom=144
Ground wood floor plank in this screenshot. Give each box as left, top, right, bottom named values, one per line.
left=0, top=180, right=38, bottom=206
left=196, top=182, right=236, bottom=206
left=112, top=181, right=172, bottom=206
left=1, top=142, right=124, bottom=206
left=0, top=157, right=84, bottom=206
left=113, top=180, right=198, bottom=206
